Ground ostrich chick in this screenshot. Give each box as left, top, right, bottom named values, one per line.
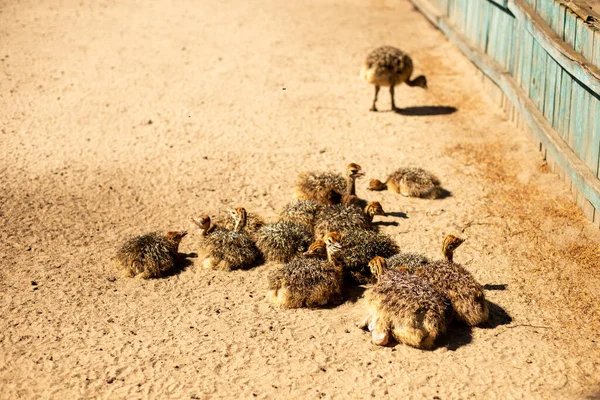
left=267, top=232, right=344, bottom=308
left=368, top=167, right=447, bottom=199
left=340, top=228, right=400, bottom=284
left=313, top=201, right=386, bottom=239
left=192, top=208, right=261, bottom=271
left=115, top=230, right=187, bottom=279
left=410, top=235, right=489, bottom=326
left=361, top=46, right=427, bottom=112
left=214, top=209, right=265, bottom=241
left=295, top=163, right=364, bottom=204
left=278, top=199, right=323, bottom=231
left=255, top=221, right=314, bottom=263
left=357, top=256, right=449, bottom=348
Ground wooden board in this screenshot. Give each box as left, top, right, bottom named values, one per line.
left=530, top=39, right=548, bottom=112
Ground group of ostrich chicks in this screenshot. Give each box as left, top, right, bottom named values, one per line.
left=114, top=47, right=490, bottom=350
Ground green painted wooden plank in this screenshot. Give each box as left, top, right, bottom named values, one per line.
left=596, top=97, right=600, bottom=177
left=568, top=80, right=585, bottom=154
left=481, top=1, right=493, bottom=52
left=550, top=60, right=563, bottom=130
left=471, top=0, right=483, bottom=49
left=462, top=0, right=470, bottom=36
left=454, top=0, right=464, bottom=32
left=486, top=3, right=499, bottom=57
left=576, top=18, right=595, bottom=63
left=574, top=84, right=590, bottom=161
left=557, top=4, right=566, bottom=38
left=465, top=0, right=477, bottom=45
left=582, top=90, right=599, bottom=173
left=520, top=29, right=534, bottom=93
left=530, top=40, right=547, bottom=114
left=543, top=55, right=559, bottom=125
left=476, top=0, right=489, bottom=51
left=547, top=0, right=561, bottom=33
left=506, top=15, right=517, bottom=74
left=556, top=68, right=572, bottom=140
left=514, top=23, right=525, bottom=89
left=563, top=9, right=577, bottom=47
left=535, top=0, right=550, bottom=25
left=491, top=6, right=504, bottom=66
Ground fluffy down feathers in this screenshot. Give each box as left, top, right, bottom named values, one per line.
left=386, top=252, right=430, bottom=270
left=199, top=229, right=261, bottom=271
left=115, top=231, right=186, bottom=279
left=363, top=268, right=449, bottom=349
left=266, top=257, right=343, bottom=308
left=410, top=261, right=488, bottom=326
left=340, top=229, right=400, bottom=284
left=313, top=204, right=374, bottom=239
left=256, top=221, right=314, bottom=263
left=278, top=200, right=323, bottom=230
left=361, top=46, right=413, bottom=87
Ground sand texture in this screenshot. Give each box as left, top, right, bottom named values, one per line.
left=1, top=0, right=600, bottom=398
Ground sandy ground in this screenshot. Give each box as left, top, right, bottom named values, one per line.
left=1, top=0, right=600, bottom=398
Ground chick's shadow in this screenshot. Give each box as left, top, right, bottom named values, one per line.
left=160, top=252, right=197, bottom=278
left=393, top=106, right=457, bottom=116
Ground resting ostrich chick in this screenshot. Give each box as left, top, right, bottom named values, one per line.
left=192, top=208, right=261, bottom=271
left=368, top=167, right=447, bottom=199
left=214, top=209, right=265, bottom=241
left=115, top=230, right=187, bottom=279
left=313, top=201, right=386, bottom=239
left=410, top=235, right=489, bottom=326
left=278, top=199, right=323, bottom=231
left=266, top=232, right=344, bottom=308
left=357, top=256, right=449, bottom=348
left=339, top=228, right=400, bottom=284
left=255, top=221, right=314, bottom=263
left=295, top=163, right=364, bottom=204
left=361, top=46, right=427, bottom=112
left=386, top=252, right=430, bottom=270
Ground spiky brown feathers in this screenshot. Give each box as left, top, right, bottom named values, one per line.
left=359, top=257, right=449, bottom=348
left=115, top=231, right=187, bottom=279
left=256, top=221, right=314, bottom=263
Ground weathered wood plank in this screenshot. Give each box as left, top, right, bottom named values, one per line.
left=595, top=27, right=600, bottom=70
left=547, top=0, right=561, bottom=33
left=506, top=15, right=518, bottom=74
left=591, top=95, right=600, bottom=176
left=557, top=3, right=567, bottom=38
left=575, top=17, right=594, bottom=62
left=465, top=0, right=477, bottom=45
left=519, top=29, right=535, bottom=92
left=530, top=40, right=548, bottom=112
left=543, top=55, right=559, bottom=125
left=556, top=68, right=573, bottom=140
left=580, top=90, right=598, bottom=171
left=563, top=9, right=578, bottom=47
left=476, top=0, right=490, bottom=51
left=535, top=0, right=550, bottom=24
left=568, top=80, right=585, bottom=157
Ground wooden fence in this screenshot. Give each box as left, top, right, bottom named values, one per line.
left=410, top=0, right=600, bottom=228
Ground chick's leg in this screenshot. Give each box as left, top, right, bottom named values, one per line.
left=370, top=85, right=380, bottom=112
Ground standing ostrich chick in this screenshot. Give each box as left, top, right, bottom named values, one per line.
left=361, top=46, right=427, bottom=112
